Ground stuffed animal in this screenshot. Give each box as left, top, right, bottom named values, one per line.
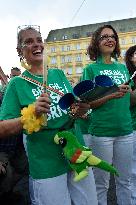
left=54, top=131, right=119, bottom=182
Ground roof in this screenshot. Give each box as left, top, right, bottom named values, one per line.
left=46, top=17, right=136, bottom=42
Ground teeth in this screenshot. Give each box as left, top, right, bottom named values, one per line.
left=33, top=50, right=42, bottom=54
left=106, top=44, right=113, bottom=47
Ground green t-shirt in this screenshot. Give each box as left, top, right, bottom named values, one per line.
left=69, top=120, right=85, bottom=145
left=0, top=69, right=84, bottom=179
left=82, top=62, right=133, bottom=137
left=76, top=115, right=91, bottom=135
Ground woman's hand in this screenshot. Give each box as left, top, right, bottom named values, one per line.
left=87, top=84, right=131, bottom=109
left=77, top=102, right=90, bottom=116
left=35, top=93, right=51, bottom=116
left=70, top=102, right=90, bottom=118
left=109, top=84, right=131, bottom=100
left=119, top=84, right=131, bottom=94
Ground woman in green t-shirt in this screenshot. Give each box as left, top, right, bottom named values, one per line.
left=82, top=25, right=134, bottom=205
left=0, top=26, right=97, bottom=205
left=125, top=45, right=136, bottom=204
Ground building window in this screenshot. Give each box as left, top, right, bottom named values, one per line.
left=65, top=55, right=72, bottom=63
left=61, top=46, right=65, bottom=52
left=84, top=43, right=89, bottom=49
left=66, top=45, right=71, bottom=51
left=51, top=57, right=57, bottom=64
left=121, top=49, right=126, bottom=57
left=76, top=67, right=82, bottom=74
left=86, top=32, right=92, bottom=37
left=120, top=38, right=126, bottom=45
left=53, top=37, right=57, bottom=41
left=72, top=33, right=79, bottom=39
left=51, top=47, right=56, bottom=52
left=67, top=67, right=72, bottom=75
left=119, top=27, right=126, bottom=32
left=62, top=35, right=68, bottom=40
left=75, top=44, right=80, bottom=50
left=131, top=37, right=136, bottom=44
left=76, top=54, right=82, bottom=62
left=61, top=56, right=65, bottom=63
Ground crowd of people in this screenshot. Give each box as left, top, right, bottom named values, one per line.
left=0, top=23, right=136, bottom=205
left=0, top=67, right=30, bottom=205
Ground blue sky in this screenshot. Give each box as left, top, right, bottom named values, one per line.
left=0, top=0, right=136, bottom=74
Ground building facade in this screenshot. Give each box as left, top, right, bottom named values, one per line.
left=46, top=17, right=136, bottom=84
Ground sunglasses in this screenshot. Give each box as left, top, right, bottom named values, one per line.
left=99, top=34, right=117, bottom=41
left=17, top=25, right=40, bottom=33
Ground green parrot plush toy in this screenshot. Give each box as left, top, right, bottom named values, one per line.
left=54, top=131, right=119, bottom=182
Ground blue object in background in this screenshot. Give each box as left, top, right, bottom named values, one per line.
left=59, top=75, right=119, bottom=110
left=58, top=93, right=75, bottom=110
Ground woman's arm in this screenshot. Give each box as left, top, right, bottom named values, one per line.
left=88, top=95, right=114, bottom=109
left=0, top=118, right=22, bottom=138
left=0, top=93, right=51, bottom=138
left=88, top=84, right=130, bottom=109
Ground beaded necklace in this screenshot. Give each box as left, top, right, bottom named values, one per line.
left=21, top=75, right=64, bottom=96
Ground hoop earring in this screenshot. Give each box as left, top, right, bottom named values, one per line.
left=21, top=59, right=31, bottom=70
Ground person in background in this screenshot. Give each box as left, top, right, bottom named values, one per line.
left=0, top=26, right=98, bottom=205
left=81, top=24, right=133, bottom=205
left=125, top=45, right=136, bottom=205
left=0, top=67, right=21, bottom=106
left=0, top=134, right=30, bottom=205
left=0, top=67, right=29, bottom=204
left=10, top=67, right=21, bottom=78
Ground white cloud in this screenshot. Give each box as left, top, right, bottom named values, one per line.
left=0, top=15, right=20, bottom=75
left=0, top=14, right=62, bottom=75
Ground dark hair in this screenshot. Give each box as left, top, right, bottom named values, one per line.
left=125, top=45, right=136, bottom=76
left=16, top=26, right=41, bottom=61
left=87, top=24, right=120, bottom=61
left=11, top=67, right=21, bottom=72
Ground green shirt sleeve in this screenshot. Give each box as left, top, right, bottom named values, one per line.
left=0, top=79, right=21, bottom=120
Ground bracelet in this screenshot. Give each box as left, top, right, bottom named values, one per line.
left=21, top=104, right=45, bottom=134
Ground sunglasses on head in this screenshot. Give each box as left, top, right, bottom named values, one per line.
left=17, top=25, right=40, bottom=34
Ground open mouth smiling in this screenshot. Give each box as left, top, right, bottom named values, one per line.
left=32, top=49, right=43, bottom=56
